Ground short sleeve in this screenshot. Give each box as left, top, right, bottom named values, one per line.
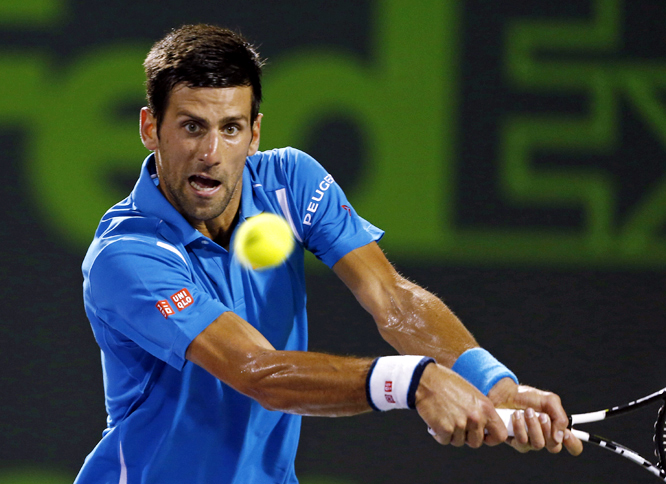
left=87, top=238, right=228, bottom=370
left=283, top=149, right=384, bottom=267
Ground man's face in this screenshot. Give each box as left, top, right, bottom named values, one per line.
left=140, top=84, right=261, bottom=227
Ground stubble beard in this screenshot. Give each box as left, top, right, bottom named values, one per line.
left=162, top=175, right=241, bottom=223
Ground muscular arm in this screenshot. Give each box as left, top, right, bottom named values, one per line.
left=186, top=283, right=505, bottom=446
left=185, top=243, right=483, bottom=417
left=187, top=241, right=471, bottom=415
left=334, top=242, right=582, bottom=454
left=332, top=241, right=478, bottom=366
left=186, top=310, right=373, bottom=416
left=186, top=242, right=507, bottom=446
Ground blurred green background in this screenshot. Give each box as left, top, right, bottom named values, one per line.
left=0, top=0, right=665, bottom=482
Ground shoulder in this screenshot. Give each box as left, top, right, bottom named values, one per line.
left=247, top=147, right=326, bottom=186
left=246, top=148, right=334, bottom=203
left=249, top=146, right=313, bottom=166
left=83, top=209, right=185, bottom=280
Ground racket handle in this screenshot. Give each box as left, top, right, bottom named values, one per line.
left=496, top=408, right=551, bottom=437
left=427, top=409, right=540, bottom=438
left=496, top=408, right=520, bottom=436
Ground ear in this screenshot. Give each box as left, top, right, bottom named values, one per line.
left=247, top=113, right=263, bottom=156
left=140, top=107, right=159, bottom=151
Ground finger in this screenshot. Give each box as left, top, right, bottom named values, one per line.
left=434, top=431, right=452, bottom=446
left=506, top=410, right=534, bottom=453
left=525, top=408, right=546, bottom=450
left=428, top=426, right=452, bottom=446
left=484, top=410, right=509, bottom=446
left=563, top=429, right=584, bottom=456
left=506, top=436, right=531, bottom=453
left=512, top=386, right=568, bottom=435
left=511, top=410, right=529, bottom=446
left=466, top=420, right=485, bottom=449
left=538, top=395, right=569, bottom=440
left=451, top=426, right=466, bottom=447
left=537, top=411, right=560, bottom=453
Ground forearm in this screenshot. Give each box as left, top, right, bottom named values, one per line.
left=186, top=311, right=374, bottom=416
left=232, top=350, right=373, bottom=416
left=332, top=242, right=479, bottom=367
left=376, top=278, right=479, bottom=367
left=330, top=243, right=583, bottom=454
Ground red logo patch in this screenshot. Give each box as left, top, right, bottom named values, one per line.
left=341, top=204, right=352, bottom=216
left=156, top=300, right=174, bottom=319
left=170, top=288, right=194, bottom=311
left=385, top=381, right=393, bottom=392
left=385, top=394, right=396, bottom=404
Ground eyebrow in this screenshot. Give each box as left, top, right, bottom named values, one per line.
left=176, top=110, right=249, bottom=126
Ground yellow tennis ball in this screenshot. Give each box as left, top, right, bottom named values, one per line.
left=234, top=213, right=295, bottom=270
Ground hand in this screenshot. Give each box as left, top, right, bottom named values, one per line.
left=487, top=378, right=583, bottom=455
left=416, top=363, right=508, bottom=448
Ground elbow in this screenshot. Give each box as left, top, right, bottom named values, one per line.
left=241, top=380, right=283, bottom=412
left=377, top=316, right=414, bottom=350
left=375, top=290, right=414, bottom=337
left=374, top=279, right=425, bottom=345
left=376, top=311, right=406, bottom=338
left=232, top=353, right=293, bottom=413
left=253, top=393, right=289, bottom=413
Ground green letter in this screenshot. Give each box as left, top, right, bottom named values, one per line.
left=261, top=0, right=460, bottom=256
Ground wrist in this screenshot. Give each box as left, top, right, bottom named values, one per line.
left=365, top=355, right=435, bottom=411
left=451, top=347, right=518, bottom=396
left=414, top=361, right=438, bottom=407
left=486, top=377, right=520, bottom=406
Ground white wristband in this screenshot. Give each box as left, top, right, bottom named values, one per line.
left=366, top=355, right=435, bottom=411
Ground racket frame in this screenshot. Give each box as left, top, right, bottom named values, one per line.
left=499, top=386, right=666, bottom=481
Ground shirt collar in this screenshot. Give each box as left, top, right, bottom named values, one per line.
left=238, top=158, right=264, bottom=221
left=132, top=154, right=264, bottom=245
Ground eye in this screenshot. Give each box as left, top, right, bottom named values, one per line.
left=184, top=122, right=200, bottom=134
left=224, top=125, right=240, bottom=136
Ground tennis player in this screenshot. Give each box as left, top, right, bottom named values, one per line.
left=74, top=24, right=582, bottom=483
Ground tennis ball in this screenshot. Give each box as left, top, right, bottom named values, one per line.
left=234, top=213, right=295, bottom=270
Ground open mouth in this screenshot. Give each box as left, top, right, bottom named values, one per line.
left=189, top=175, right=221, bottom=193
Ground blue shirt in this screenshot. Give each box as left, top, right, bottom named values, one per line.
left=75, top=148, right=383, bottom=484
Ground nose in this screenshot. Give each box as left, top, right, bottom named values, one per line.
left=200, top=132, right=221, bottom=166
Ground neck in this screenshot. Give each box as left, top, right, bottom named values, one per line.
left=189, top=189, right=242, bottom=250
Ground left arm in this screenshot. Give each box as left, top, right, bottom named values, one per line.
left=332, top=242, right=478, bottom=366
left=333, top=242, right=582, bottom=455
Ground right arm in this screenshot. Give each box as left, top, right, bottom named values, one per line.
left=185, top=150, right=506, bottom=444
left=186, top=310, right=374, bottom=417
left=185, top=310, right=508, bottom=447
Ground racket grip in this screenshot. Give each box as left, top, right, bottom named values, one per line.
left=496, top=408, right=518, bottom=436
left=427, top=409, right=539, bottom=438
left=496, top=408, right=545, bottom=437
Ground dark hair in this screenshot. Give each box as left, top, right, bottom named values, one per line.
left=144, top=24, right=265, bottom=132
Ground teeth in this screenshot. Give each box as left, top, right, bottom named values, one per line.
left=190, top=179, right=217, bottom=192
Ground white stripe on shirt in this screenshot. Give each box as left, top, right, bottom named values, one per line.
left=276, top=188, right=303, bottom=243
left=156, top=241, right=187, bottom=264
left=119, top=441, right=127, bottom=484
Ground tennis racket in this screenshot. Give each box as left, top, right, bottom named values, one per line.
left=497, top=386, right=666, bottom=481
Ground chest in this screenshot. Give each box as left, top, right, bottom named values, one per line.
left=185, top=240, right=307, bottom=349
